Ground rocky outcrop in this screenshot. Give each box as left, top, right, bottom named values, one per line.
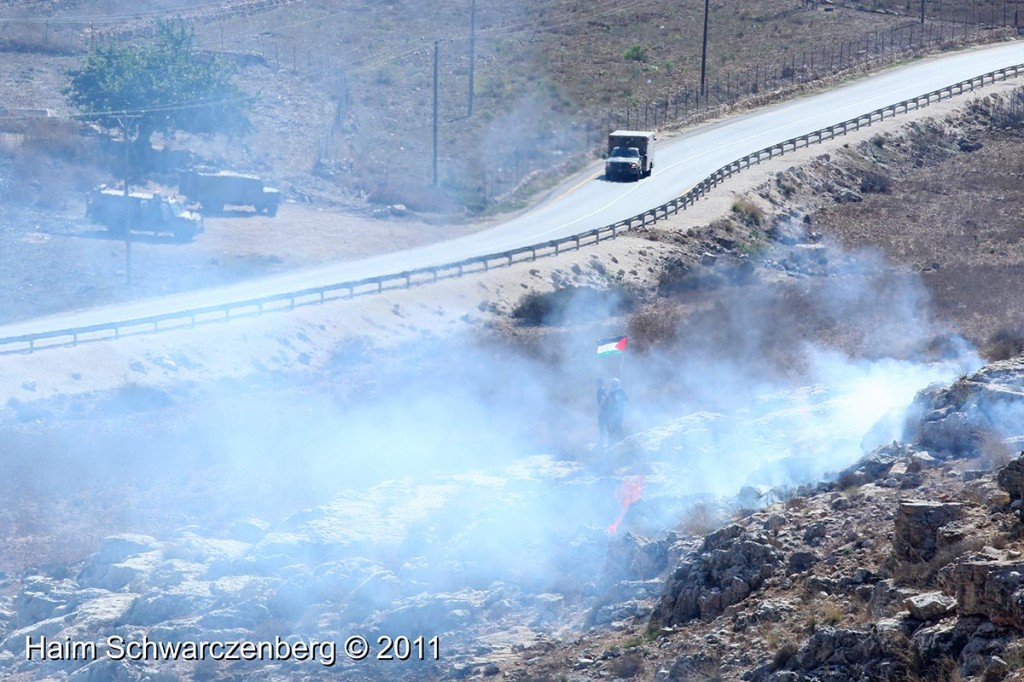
left=905, top=357, right=1024, bottom=459
left=939, top=561, right=1024, bottom=630
left=751, top=626, right=914, bottom=682
left=891, top=500, right=964, bottom=563
left=657, top=524, right=783, bottom=624
left=997, top=454, right=1024, bottom=502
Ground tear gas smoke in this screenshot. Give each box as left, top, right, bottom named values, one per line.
left=1, top=239, right=996, bottom=680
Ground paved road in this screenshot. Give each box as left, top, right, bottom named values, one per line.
left=2, top=41, right=1023, bottom=341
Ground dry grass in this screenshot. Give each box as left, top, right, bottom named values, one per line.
left=679, top=501, right=722, bottom=537
left=889, top=538, right=986, bottom=588
left=731, top=198, right=766, bottom=227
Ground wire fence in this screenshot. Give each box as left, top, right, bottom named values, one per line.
left=836, top=0, right=1024, bottom=27
left=594, top=17, right=989, bottom=135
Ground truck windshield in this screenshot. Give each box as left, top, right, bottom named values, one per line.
left=610, top=146, right=640, bottom=157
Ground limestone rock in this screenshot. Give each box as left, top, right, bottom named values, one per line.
left=837, top=442, right=907, bottom=485
left=939, top=561, right=1024, bottom=629
left=770, top=626, right=913, bottom=681
left=904, top=591, right=956, bottom=621
left=997, top=454, right=1024, bottom=501
left=892, top=500, right=964, bottom=563
left=657, top=524, right=783, bottom=624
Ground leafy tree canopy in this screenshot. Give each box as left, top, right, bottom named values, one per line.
left=64, top=20, right=251, bottom=151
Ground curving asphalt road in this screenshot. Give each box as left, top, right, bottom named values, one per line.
left=2, top=41, right=1024, bottom=341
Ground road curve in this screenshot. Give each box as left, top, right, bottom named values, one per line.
left=2, top=41, right=1023, bottom=341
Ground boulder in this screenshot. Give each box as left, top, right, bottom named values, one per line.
left=904, top=592, right=956, bottom=621
left=997, top=455, right=1024, bottom=501
left=911, top=617, right=978, bottom=664
left=599, top=532, right=669, bottom=588
left=868, top=580, right=922, bottom=619
left=837, top=442, right=908, bottom=485
left=787, top=552, right=818, bottom=574
left=892, top=500, right=964, bottom=563
left=802, top=522, right=827, bottom=545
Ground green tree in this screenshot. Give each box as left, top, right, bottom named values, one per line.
left=64, top=19, right=250, bottom=160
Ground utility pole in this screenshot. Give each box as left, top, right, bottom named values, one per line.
left=700, top=0, right=710, bottom=96
left=468, top=0, right=477, bottom=117
left=117, top=112, right=140, bottom=287
left=433, top=38, right=440, bottom=187
left=920, top=0, right=926, bottom=24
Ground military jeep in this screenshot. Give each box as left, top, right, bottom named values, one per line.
left=86, top=186, right=204, bottom=242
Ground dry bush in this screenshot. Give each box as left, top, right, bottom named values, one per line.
left=918, top=656, right=963, bottom=682
left=679, top=501, right=721, bottom=537
left=625, top=302, right=684, bottom=353
left=859, top=170, right=892, bottom=193
left=979, top=432, right=1015, bottom=470
left=983, top=326, right=1024, bottom=361
left=605, top=651, right=644, bottom=678
left=512, top=286, right=638, bottom=326
left=772, top=641, right=799, bottom=670
left=785, top=496, right=808, bottom=511
left=731, top=197, right=765, bottom=226
left=890, top=538, right=985, bottom=588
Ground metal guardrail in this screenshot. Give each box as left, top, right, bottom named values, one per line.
left=2, top=63, right=1023, bottom=353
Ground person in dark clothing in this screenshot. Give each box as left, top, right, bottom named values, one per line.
left=596, top=379, right=610, bottom=447
left=606, top=377, right=628, bottom=443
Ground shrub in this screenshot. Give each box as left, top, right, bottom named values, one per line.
left=679, top=501, right=721, bottom=536
left=732, top=197, right=765, bottom=226
left=626, top=302, right=683, bottom=352
left=512, top=286, right=638, bottom=326
left=984, top=326, right=1024, bottom=361
left=773, top=642, right=799, bottom=670
left=623, top=44, right=649, bottom=62
left=859, top=170, right=892, bottom=194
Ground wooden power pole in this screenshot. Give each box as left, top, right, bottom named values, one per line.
left=117, top=112, right=141, bottom=286
left=468, top=0, right=477, bottom=117
left=433, top=39, right=440, bottom=186
left=700, top=0, right=710, bottom=96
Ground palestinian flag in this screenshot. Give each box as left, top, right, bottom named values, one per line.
left=597, top=335, right=628, bottom=357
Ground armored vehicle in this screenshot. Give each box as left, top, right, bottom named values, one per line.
left=605, top=130, right=656, bottom=182
left=180, top=169, right=281, bottom=216
left=86, top=186, right=203, bottom=242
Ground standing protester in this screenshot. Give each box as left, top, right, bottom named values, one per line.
left=606, top=377, right=629, bottom=443
left=596, top=378, right=610, bottom=448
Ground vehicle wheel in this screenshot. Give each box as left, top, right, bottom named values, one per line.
left=267, top=203, right=279, bottom=217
